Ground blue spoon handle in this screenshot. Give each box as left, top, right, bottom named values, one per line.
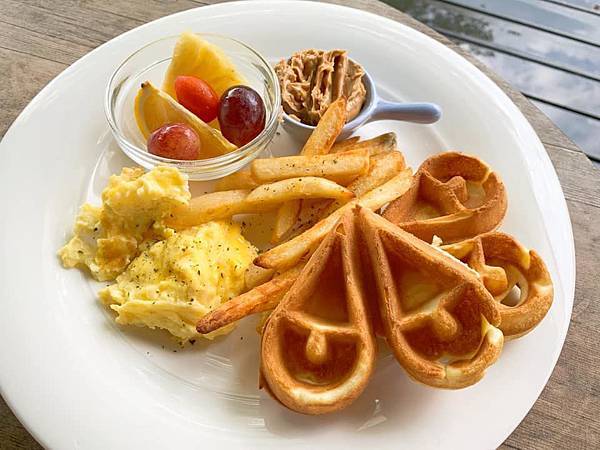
left=370, top=99, right=442, bottom=124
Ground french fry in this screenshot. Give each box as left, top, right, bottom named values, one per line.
left=273, top=98, right=347, bottom=241
left=196, top=265, right=303, bottom=334
left=319, top=151, right=406, bottom=217
left=300, top=97, right=347, bottom=156
left=256, top=311, right=273, bottom=335
left=331, top=136, right=360, bottom=152
left=251, top=149, right=369, bottom=185
left=331, top=132, right=397, bottom=155
left=351, top=151, right=406, bottom=195
left=245, top=264, right=275, bottom=290
left=272, top=200, right=302, bottom=243
left=167, top=177, right=355, bottom=229
left=254, top=169, right=413, bottom=270
left=214, top=170, right=259, bottom=191
left=291, top=132, right=396, bottom=229
left=245, top=177, right=354, bottom=206
left=165, top=190, right=253, bottom=229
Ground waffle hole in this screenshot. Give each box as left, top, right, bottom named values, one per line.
left=463, top=180, right=486, bottom=208
left=502, top=285, right=522, bottom=307
left=281, top=326, right=357, bottom=386
left=413, top=200, right=442, bottom=220
left=302, top=239, right=349, bottom=324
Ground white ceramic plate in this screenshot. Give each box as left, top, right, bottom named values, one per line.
left=0, top=2, right=574, bottom=449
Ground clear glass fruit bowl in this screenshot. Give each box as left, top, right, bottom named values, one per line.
left=105, top=33, right=281, bottom=181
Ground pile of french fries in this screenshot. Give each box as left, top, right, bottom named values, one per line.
left=171, top=98, right=413, bottom=335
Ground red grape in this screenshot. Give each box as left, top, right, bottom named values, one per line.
left=218, top=86, right=266, bottom=147
left=147, top=123, right=201, bottom=160
left=174, top=76, right=219, bottom=123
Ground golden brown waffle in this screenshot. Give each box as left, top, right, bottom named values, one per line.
left=383, top=152, right=507, bottom=243
left=441, top=232, right=553, bottom=339
left=358, top=206, right=504, bottom=389
left=260, top=209, right=377, bottom=415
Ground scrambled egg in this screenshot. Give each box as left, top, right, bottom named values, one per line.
left=99, top=221, right=257, bottom=340
left=59, top=167, right=190, bottom=281
left=60, top=166, right=257, bottom=342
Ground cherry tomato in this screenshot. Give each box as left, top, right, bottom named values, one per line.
left=218, top=86, right=265, bottom=147
left=147, top=123, right=201, bottom=160
left=174, top=76, right=219, bottom=123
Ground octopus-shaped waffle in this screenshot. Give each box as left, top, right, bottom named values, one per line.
left=203, top=151, right=553, bottom=415
left=260, top=210, right=376, bottom=414
left=359, top=207, right=504, bottom=388
left=383, top=152, right=507, bottom=243
left=441, top=232, right=553, bottom=339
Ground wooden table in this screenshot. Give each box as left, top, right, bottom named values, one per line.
left=384, top=0, right=600, bottom=167
left=1, top=1, right=598, bottom=448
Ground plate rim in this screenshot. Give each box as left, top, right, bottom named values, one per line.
left=0, top=1, right=575, bottom=449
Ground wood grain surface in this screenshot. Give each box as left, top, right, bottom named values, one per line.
left=1, top=1, right=599, bottom=449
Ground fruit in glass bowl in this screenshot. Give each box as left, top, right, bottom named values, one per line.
left=174, top=76, right=220, bottom=124
left=147, top=123, right=201, bottom=160
left=134, top=81, right=236, bottom=158
left=218, top=86, right=266, bottom=147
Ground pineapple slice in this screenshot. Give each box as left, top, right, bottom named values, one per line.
left=162, top=32, right=247, bottom=99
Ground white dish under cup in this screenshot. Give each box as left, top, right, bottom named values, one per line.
left=0, top=2, right=574, bottom=449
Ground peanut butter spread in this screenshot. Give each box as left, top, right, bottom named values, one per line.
left=275, top=49, right=366, bottom=126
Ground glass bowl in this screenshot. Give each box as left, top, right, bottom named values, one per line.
left=105, top=33, right=280, bottom=181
